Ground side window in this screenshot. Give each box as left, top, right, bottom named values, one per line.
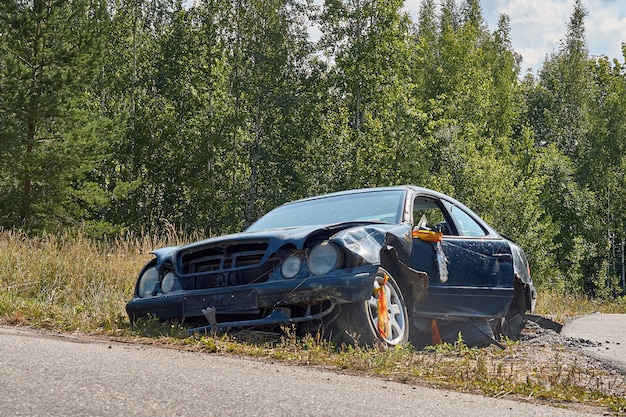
left=447, top=204, right=487, bottom=237
left=412, top=197, right=454, bottom=235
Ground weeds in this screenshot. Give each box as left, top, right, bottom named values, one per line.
left=536, top=290, right=626, bottom=322
left=1, top=229, right=625, bottom=413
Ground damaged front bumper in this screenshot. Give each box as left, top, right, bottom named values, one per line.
left=126, top=265, right=378, bottom=332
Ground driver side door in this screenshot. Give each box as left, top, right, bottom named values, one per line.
left=410, top=196, right=515, bottom=320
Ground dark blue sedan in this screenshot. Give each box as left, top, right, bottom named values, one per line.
left=126, top=186, right=536, bottom=348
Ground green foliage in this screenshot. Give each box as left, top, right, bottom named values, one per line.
left=0, top=0, right=113, bottom=233
left=1, top=0, right=625, bottom=296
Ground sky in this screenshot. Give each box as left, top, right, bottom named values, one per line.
left=403, top=0, right=626, bottom=74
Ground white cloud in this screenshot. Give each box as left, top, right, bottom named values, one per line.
left=585, top=0, right=626, bottom=60
left=403, top=0, right=626, bottom=73
left=490, top=0, right=570, bottom=71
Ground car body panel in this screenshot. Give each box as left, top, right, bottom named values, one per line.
left=411, top=237, right=515, bottom=320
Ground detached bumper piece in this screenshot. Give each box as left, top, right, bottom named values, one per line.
left=189, top=303, right=336, bottom=335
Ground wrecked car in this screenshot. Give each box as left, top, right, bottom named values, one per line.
left=126, top=186, right=536, bottom=348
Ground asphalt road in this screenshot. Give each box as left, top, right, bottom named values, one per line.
left=0, top=326, right=602, bottom=417
left=561, top=313, right=626, bottom=373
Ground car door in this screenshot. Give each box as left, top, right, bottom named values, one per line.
left=410, top=196, right=515, bottom=320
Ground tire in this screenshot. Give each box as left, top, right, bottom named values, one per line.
left=326, top=268, right=409, bottom=347
left=499, top=312, right=525, bottom=341
left=439, top=319, right=495, bottom=348
left=493, top=286, right=527, bottom=341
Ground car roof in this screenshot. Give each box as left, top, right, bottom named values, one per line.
left=286, top=185, right=447, bottom=204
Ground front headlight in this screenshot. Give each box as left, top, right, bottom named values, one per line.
left=281, top=254, right=302, bottom=278
left=137, top=266, right=159, bottom=298
left=161, top=271, right=176, bottom=293
left=308, top=242, right=339, bottom=275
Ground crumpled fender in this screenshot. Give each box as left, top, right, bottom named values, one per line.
left=380, top=245, right=429, bottom=307
left=328, top=224, right=412, bottom=263
left=150, top=246, right=178, bottom=268
left=329, top=224, right=429, bottom=306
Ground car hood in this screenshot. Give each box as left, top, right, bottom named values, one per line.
left=149, top=221, right=427, bottom=308
left=151, top=222, right=414, bottom=268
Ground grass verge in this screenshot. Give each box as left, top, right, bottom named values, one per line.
left=1, top=229, right=625, bottom=413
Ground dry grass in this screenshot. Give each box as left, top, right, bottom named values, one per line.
left=1, top=229, right=625, bottom=413
left=0, top=228, right=177, bottom=332
left=535, top=290, right=626, bottom=322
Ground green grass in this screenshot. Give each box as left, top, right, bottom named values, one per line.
left=1, top=229, right=624, bottom=413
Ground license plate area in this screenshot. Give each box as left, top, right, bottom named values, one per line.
left=183, top=289, right=259, bottom=315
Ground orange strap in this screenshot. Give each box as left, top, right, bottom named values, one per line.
left=412, top=229, right=443, bottom=242
left=431, top=319, right=442, bottom=345
left=377, top=273, right=390, bottom=338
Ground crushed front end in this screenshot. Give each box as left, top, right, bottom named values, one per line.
left=125, top=226, right=392, bottom=332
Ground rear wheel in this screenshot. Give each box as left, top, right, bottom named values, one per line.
left=326, top=268, right=409, bottom=347
left=499, top=313, right=525, bottom=341
left=494, top=282, right=527, bottom=341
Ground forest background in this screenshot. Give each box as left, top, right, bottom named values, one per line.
left=0, top=0, right=625, bottom=298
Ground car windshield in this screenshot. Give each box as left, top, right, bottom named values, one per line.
left=246, top=190, right=405, bottom=232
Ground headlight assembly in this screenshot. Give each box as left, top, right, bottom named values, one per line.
left=281, top=254, right=302, bottom=279
left=161, top=271, right=176, bottom=293
left=137, top=266, right=159, bottom=298
left=308, top=242, right=340, bottom=275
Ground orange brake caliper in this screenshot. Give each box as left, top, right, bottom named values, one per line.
left=376, top=273, right=390, bottom=339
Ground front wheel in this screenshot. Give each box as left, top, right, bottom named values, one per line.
left=326, top=268, right=409, bottom=347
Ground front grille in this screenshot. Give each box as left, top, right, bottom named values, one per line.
left=176, top=240, right=272, bottom=288
left=185, top=250, right=266, bottom=273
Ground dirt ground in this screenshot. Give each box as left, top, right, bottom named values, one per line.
left=510, top=318, right=625, bottom=401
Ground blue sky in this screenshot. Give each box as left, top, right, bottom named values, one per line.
left=403, top=0, right=626, bottom=74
